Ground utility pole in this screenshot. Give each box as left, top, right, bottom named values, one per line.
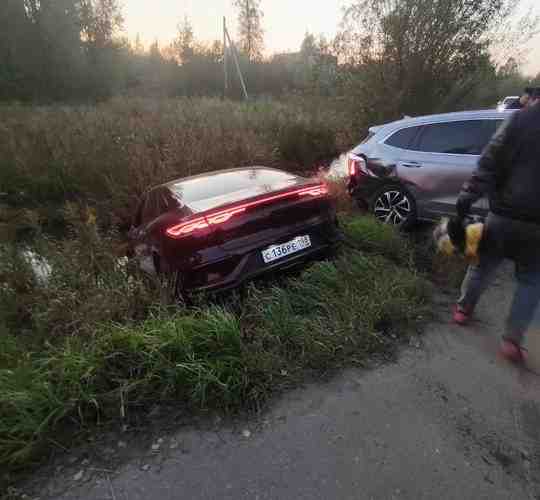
left=223, top=20, right=249, bottom=101
left=223, top=17, right=228, bottom=98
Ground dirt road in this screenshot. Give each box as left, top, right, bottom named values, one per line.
left=26, top=264, right=540, bottom=500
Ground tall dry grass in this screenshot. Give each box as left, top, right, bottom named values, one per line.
left=0, top=97, right=355, bottom=228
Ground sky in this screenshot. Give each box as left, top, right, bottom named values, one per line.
left=122, top=0, right=540, bottom=75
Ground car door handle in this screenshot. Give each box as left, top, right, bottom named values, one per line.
left=400, top=161, right=422, bottom=168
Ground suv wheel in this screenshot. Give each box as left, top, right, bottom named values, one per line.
left=370, top=186, right=416, bottom=228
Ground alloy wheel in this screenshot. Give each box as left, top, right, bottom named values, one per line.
left=373, top=190, right=412, bottom=226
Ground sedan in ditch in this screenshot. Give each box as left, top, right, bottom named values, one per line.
left=128, top=167, right=339, bottom=294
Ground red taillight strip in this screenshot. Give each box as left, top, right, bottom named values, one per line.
left=297, top=185, right=329, bottom=197
left=167, top=216, right=209, bottom=237
left=348, top=157, right=358, bottom=177
left=166, top=206, right=248, bottom=237
left=206, top=206, right=247, bottom=225
left=166, top=183, right=328, bottom=239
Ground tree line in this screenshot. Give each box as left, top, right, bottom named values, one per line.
left=1, top=0, right=539, bottom=118
left=0, top=0, right=321, bottom=101
left=1, top=0, right=124, bottom=101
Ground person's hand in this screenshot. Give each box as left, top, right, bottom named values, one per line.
left=456, top=192, right=475, bottom=219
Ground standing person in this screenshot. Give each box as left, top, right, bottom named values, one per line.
left=453, top=100, right=540, bottom=364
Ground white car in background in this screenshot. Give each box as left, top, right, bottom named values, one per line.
left=497, top=96, right=519, bottom=111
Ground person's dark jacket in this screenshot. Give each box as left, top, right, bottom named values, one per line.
left=457, top=105, right=540, bottom=224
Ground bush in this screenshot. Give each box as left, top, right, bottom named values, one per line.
left=278, top=120, right=338, bottom=166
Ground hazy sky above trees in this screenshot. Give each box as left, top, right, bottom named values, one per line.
left=123, top=0, right=540, bottom=74
left=124, top=0, right=340, bottom=54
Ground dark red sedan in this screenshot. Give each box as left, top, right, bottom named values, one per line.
left=129, top=167, right=339, bottom=294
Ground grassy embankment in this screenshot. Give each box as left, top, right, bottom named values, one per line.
left=0, top=98, right=431, bottom=480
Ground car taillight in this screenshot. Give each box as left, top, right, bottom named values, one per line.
left=348, top=155, right=368, bottom=177
left=166, top=216, right=210, bottom=238
left=206, top=206, right=247, bottom=225
left=166, top=183, right=328, bottom=239
left=297, top=185, right=329, bottom=197
left=166, top=206, right=247, bottom=238
left=348, top=156, right=358, bottom=177
left=348, top=154, right=375, bottom=179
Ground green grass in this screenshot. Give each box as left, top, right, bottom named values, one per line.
left=0, top=215, right=430, bottom=475
left=340, top=215, right=415, bottom=267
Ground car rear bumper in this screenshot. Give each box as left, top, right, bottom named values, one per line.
left=178, top=217, right=340, bottom=292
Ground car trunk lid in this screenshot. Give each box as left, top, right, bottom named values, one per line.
left=164, top=168, right=333, bottom=253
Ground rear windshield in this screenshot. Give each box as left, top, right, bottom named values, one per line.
left=169, top=168, right=299, bottom=212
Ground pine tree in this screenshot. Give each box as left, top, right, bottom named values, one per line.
left=173, top=16, right=195, bottom=64
left=133, top=33, right=145, bottom=55
left=233, top=0, right=264, bottom=61
left=80, top=0, right=124, bottom=48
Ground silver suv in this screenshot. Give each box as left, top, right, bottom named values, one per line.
left=347, top=109, right=515, bottom=226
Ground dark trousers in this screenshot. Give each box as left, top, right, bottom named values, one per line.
left=458, top=213, right=540, bottom=344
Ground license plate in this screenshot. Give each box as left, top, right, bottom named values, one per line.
left=262, top=235, right=311, bottom=264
